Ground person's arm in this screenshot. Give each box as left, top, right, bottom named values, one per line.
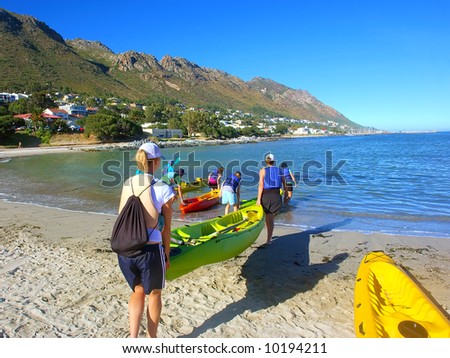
left=236, top=184, right=241, bottom=208
left=256, top=168, right=264, bottom=206
left=161, top=199, right=173, bottom=270
left=178, top=186, right=186, bottom=205
left=218, top=181, right=224, bottom=197
left=217, top=174, right=222, bottom=189
left=290, top=169, right=297, bottom=186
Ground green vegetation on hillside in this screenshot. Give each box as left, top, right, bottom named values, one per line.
left=0, top=8, right=363, bottom=129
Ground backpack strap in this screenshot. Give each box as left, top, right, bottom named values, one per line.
left=131, top=174, right=154, bottom=197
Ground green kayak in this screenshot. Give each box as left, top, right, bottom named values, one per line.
left=167, top=204, right=265, bottom=280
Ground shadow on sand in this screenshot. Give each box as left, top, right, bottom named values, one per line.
left=179, top=219, right=351, bottom=337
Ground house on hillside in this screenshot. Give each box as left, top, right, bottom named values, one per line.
left=87, top=107, right=98, bottom=115
left=43, top=108, right=69, bottom=120
left=291, top=127, right=311, bottom=135
left=59, top=104, right=88, bottom=117
left=144, top=127, right=183, bottom=138
left=0, top=92, right=28, bottom=103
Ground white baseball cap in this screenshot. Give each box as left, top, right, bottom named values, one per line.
left=265, top=153, right=275, bottom=161
left=139, top=142, right=165, bottom=159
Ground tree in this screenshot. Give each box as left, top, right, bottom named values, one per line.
left=201, top=115, right=221, bottom=138
left=30, top=108, right=44, bottom=133
left=84, top=113, right=121, bottom=141
left=0, top=106, right=8, bottom=116
left=145, top=103, right=165, bottom=123
left=29, top=91, right=55, bottom=111
left=181, top=111, right=202, bottom=137
left=84, top=113, right=142, bottom=141
left=118, top=118, right=143, bottom=137
left=128, top=108, right=146, bottom=124
left=274, top=123, right=289, bottom=135
left=0, top=115, right=15, bottom=138
left=167, top=117, right=186, bottom=135
left=8, top=98, right=29, bottom=114
left=219, top=125, right=239, bottom=139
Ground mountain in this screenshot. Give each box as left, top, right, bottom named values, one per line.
left=247, top=77, right=352, bottom=124
left=0, top=8, right=360, bottom=127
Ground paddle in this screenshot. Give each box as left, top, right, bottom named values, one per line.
left=194, top=210, right=259, bottom=241
left=173, top=210, right=259, bottom=245
left=163, top=157, right=180, bottom=174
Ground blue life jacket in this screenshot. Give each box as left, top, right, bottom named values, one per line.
left=210, top=169, right=218, bottom=180
left=223, top=174, right=241, bottom=193
left=282, top=167, right=293, bottom=182
left=264, top=166, right=282, bottom=189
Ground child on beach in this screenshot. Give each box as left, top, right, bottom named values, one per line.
left=257, top=153, right=286, bottom=245
left=219, top=171, right=241, bottom=215
left=116, top=142, right=175, bottom=338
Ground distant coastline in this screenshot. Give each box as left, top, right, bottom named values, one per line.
left=1, top=131, right=445, bottom=159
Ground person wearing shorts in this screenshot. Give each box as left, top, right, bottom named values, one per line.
left=116, top=142, right=175, bottom=338
left=257, top=153, right=286, bottom=245
left=220, top=171, right=241, bottom=215
left=280, top=162, right=297, bottom=205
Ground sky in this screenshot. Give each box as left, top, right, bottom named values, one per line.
left=3, top=0, right=450, bottom=131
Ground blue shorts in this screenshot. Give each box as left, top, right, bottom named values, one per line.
left=221, top=190, right=237, bottom=205
left=118, top=244, right=166, bottom=294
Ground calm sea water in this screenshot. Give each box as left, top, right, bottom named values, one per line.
left=1, top=132, right=449, bottom=238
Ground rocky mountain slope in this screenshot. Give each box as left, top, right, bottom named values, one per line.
left=0, top=8, right=360, bottom=127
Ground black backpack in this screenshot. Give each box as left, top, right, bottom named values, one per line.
left=111, top=178, right=153, bottom=257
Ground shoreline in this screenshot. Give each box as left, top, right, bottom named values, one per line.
left=1, top=200, right=449, bottom=338
left=0, top=136, right=275, bottom=159
left=3, top=197, right=449, bottom=240
left=0, top=132, right=383, bottom=159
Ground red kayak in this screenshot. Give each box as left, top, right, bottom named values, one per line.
left=180, top=189, right=220, bottom=213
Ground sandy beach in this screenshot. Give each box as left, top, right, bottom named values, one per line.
left=1, top=199, right=449, bottom=338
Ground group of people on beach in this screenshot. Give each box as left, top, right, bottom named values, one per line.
left=115, top=142, right=297, bottom=338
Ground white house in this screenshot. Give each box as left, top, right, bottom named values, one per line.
left=43, top=108, right=69, bottom=120
left=59, top=104, right=88, bottom=117
left=144, top=128, right=183, bottom=138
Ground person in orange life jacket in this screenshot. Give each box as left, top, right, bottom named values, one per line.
left=208, top=166, right=224, bottom=189
left=280, top=162, right=297, bottom=205
left=219, top=171, right=241, bottom=215
left=256, top=153, right=286, bottom=245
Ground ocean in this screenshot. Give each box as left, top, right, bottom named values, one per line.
left=1, top=132, right=449, bottom=238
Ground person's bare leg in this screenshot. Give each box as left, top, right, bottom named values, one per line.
left=146, top=289, right=162, bottom=338
left=266, top=213, right=275, bottom=244
left=224, top=203, right=230, bottom=215
left=285, top=191, right=292, bottom=205
left=128, top=285, right=145, bottom=338
left=233, top=204, right=238, bottom=212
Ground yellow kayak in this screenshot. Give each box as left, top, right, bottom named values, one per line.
left=180, top=177, right=207, bottom=193
left=354, top=251, right=450, bottom=338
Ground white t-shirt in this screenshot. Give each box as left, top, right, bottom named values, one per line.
left=150, top=177, right=175, bottom=213
left=146, top=176, right=175, bottom=243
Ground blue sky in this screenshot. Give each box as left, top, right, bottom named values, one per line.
left=3, top=0, right=449, bottom=131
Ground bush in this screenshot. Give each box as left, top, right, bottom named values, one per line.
left=0, top=115, right=15, bottom=138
